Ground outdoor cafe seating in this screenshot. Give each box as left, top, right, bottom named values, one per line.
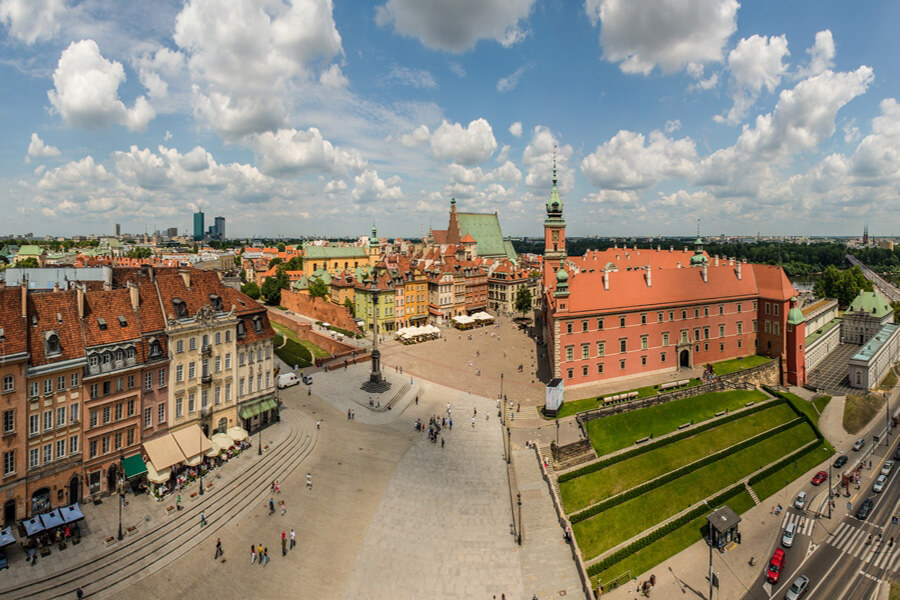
left=18, top=503, right=85, bottom=561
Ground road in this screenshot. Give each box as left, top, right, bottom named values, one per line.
left=846, top=254, right=900, bottom=303
left=740, top=431, right=900, bottom=600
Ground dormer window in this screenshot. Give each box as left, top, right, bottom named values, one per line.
left=118, top=316, right=127, bottom=327
left=209, top=294, right=223, bottom=311
left=253, top=315, right=263, bottom=333
left=98, top=318, right=107, bottom=330
left=236, top=320, right=246, bottom=338
left=115, top=349, right=124, bottom=362
left=126, top=347, right=135, bottom=360
left=148, top=337, right=161, bottom=358
left=45, top=331, right=61, bottom=356
left=171, top=298, right=188, bottom=318
left=89, top=355, right=99, bottom=371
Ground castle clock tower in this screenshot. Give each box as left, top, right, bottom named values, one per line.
left=543, top=148, right=566, bottom=290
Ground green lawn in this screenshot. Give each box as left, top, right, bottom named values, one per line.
left=273, top=334, right=313, bottom=368
left=585, top=389, right=768, bottom=456
left=779, top=391, right=825, bottom=427
left=299, top=339, right=330, bottom=358
left=574, top=422, right=816, bottom=560
left=561, top=403, right=797, bottom=513
left=712, top=355, right=771, bottom=376
left=273, top=322, right=329, bottom=358
left=751, top=440, right=834, bottom=501
left=813, top=395, right=832, bottom=415
left=550, top=380, right=701, bottom=419
left=591, top=490, right=756, bottom=590
left=844, top=393, right=887, bottom=434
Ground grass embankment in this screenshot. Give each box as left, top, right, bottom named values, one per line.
left=585, top=389, right=767, bottom=456
left=844, top=393, right=886, bottom=434
left=273, top=323, right=328, bottom=359
left=880, top=369, right=898, bottom=391
left=550, top=380, right=701, bottom=419
left=751, top=440, right=834, bottom=501
left=574, top=422, right=817, bottom=560
left=561, top=403, right=796, bottom=513
left=712, top=355, right=771, bottom=376
left=590, top=490, right=756, bottom=590
left=890, top=581, right=900, bottom=600
left=813, top=395, right=832, bottom=416
left=273, top=334, right=313, bottom=368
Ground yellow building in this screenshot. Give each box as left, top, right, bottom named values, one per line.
left=404, top=270, right=428, bottom=325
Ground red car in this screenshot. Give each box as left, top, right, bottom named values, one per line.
left=767, top=548, right=785, bottom=583
left=811, top=471, right=828, bottom=485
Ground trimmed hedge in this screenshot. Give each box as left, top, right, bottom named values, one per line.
left=559, top=399, right=782, bottom=483
left=570, top=417, right=801, bottom=523
left=749, top=439, right=823, bottom=486
left=587, top=484, right=745, bottom=578
left=762, top=386, right=827, bottom=441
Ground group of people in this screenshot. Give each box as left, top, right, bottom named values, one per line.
left=418, top=414, right=449, bottom=445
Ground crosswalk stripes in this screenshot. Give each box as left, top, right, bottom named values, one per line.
left=827, top=522, right=900, bottom=569
left=780, top=512, right=815, bottom=537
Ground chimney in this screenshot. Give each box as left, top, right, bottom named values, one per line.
left=736, top=262, right=742, bottom=280
left=103, top=280, right=111, bottom=291
left=715, top=256, right=720, bottom=267
left=76, top=284, right=84, bottom=319
left=603, top=269, right=609, bottom=291
left=702, top=264, right=708, bottom=283
left=669, top=246, right=673, bottom=252
left=684, top=246, right=688, bottom=253
left=179, top=269, right=190, bottom=288
left=645, top=266, right=652, bottom=287
left=52, top=281, right=59, bottom=293
left=21, top=279, right=27, bottom=318
left=129, top=283, right=139, bottom=311
left=676, top=262, right=681, bottom=268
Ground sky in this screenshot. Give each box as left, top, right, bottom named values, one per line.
left=1, top=0, right=899, bottom=239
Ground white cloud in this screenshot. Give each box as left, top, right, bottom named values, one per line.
left=134, top=47, right=187, bottom=109
left=843, top=119, right=861, bottom=144
left=399, top=124, right=431, bottom=147
left=324, top=179, right=347, bottom=193
left=319, top=64, right=348, bottom=89
left=48, top=39, right=156, bottom=132
left=26, top=133, right=60, bottom=162
left=686, top=63, right=718, bottom=91
left=509, top=121, right=522, bottom=137
left=0, top=0, right=66, bottom=44
left=522, top=125, right=574, bottom=194
left=388, top=65, right=438, bottom=89
left=251, top=127, right=366, bottom=177
left=585, top=0, right=739, bottom=75
left=353, top=169, right=403, bottom=202
left=174, top=0, right=343, bottom=137
left=497, top=64, right=530, bottom=93
left=800, top=30, right=835, bottom=78
left=581, top=129, right=698, bottom=189
left=448, top=62, right=466, bottom=77
left=430, top=118, right=497, bottom=165
left=375, top=0, right=535, bottom=52
left=717, top=34, right=789, bottom=125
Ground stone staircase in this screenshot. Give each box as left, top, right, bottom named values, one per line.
left=373, top=383, right=410, bottom=412
left=745, top=482, right=760, bottom=505
left=553, top=439, right=597, bottom=471
left=538, top=445, right=561, bottom=500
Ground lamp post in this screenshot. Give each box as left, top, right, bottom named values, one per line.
left=556, top=419, right=560, bottom=446
left=258, top=417, right=263, bottom=456
left=199, top=424, right=204, bottom=496
left=886, top=392, right=891, bottom=447
left=500, top=373, right=504, bottom=423
left=117, top=452, right=124, bottom=540
left=506, top=427, right=511, bottom=465
left=517, top=492, right=522, bottom=545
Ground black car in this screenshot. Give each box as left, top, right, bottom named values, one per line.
left=856, top=497, right=874, bottom=520
left=833, top=455, right=848, bottom=469
left=893, top=447, right=900, bottom=461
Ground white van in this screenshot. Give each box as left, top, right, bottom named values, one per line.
left=277, top=373, right=300, bottom=389
left=782, top=521, right=796, bottom=547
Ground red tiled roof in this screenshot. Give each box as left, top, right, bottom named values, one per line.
left=568, top=247, right=703, bottom=271
left=27, top=289, right=86, bottom=366
left=460, top=233, right=476, bottom=243
left=752, top=264, right=797, bottom=301
left=0, top=288, right=27, bottom=356
left=81, top=289, right=143, bottom=348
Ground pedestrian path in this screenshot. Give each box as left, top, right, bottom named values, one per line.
left=780, top=512, right=815, bottom=537
left=827, top=522, right=900, bottom=571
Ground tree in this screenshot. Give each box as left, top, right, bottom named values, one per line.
left=126, top=247, right=152, bottom=259
left=268, top=257, right=282, bottom=269
left=814, top=265, right=873, bottom=308
left=308, top=277, right=328, bottom=299
left=276, top=242, right=286, bottom=252
left=344, top=297, right=355, bottom=314
left=16, top=257, right=39, bottom=268
left=260, top=277, right=282, bottom=305
left=283, top=256, right=303, bottom=271
left=514, top=286, right=532, bottom=317
left=241, top=281, right=260, bottom=300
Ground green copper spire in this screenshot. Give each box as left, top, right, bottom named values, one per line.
left=545, top=145, right=563, bottom=221
left=690, top=218, right=707, bottom=265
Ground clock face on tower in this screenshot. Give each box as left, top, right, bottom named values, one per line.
left=551, top=230, right=559, bottom=241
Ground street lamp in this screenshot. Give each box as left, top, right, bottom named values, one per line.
left=517, top=492, right=522, bottom=545
left=258, top=417, right=263, bottom=456
left=556, top=420, right=560, bottom=446
left=500, top=373, right=504, bottom=423
left=507, top=427, right=511, bottom=465
left=117, top=452, right=124, bottom=540
left=886, top=392, right=891, bottom=447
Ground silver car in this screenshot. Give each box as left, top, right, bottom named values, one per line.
left=882, top=460, right=894, bottom=476
left=785, top=574, right=809, bottom=600
left=794, top=491, right=807, bottom=510
left=874, top=474, right=888, bottom=493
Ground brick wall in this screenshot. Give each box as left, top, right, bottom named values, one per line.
left=280, top=289, right=361, bottom=334
left=267, top=309, right=361, bottom=360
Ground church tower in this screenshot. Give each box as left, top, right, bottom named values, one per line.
left=543, top=148, right=566, bottom=290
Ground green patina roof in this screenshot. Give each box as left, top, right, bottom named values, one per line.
left=17, top=245, right=43, bottom=256
left=311, top=269, right=332, bottom=285
left=805, top=317, right=841, bottom=347
left=852, top=323, right=899, bottom=362
left=456, top=212, right=516, bottom=260
left=848, top=290, right=892, bottom=318
left=690, top=252, right=707, bottom=265
left=787, top=307, right=804, bottom=325
left=556, top=268, right=568, bottom=282
left=304, top=245, right=368, bottom=260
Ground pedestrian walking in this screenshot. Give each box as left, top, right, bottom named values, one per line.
left=471, top=416, right=475, bottom=428
left=280, top=500, right=286, bottom=516
left=200, top=511, right=207, bottom=526
left=176, top=495, right=181, bottom=511
left=306, top=473, right=312, bottom=490
left=76, top=588, right=83, bottom=599
left=258, top=544, right=263, bottom=565
left=441, top=436, right=445, bottom=448
left=214, top=538, right=222, bottom=559
left=449, top=417, right=453, bottom=429
left=282, top=537, right=287, bottom=556
left=290, top=529, right=296, bottom=550
left=251, top=545, right=257, bottom=564
left=262, top=548, right=269, bottom=566
left=415, top=395, right=419, bottom=405
left=316, top=419, right=321, bottom=429
left=269, top=498, right=275, bottom=514
left=275, top=481, right=280, bottom=494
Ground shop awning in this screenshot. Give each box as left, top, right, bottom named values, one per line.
left=239, top=396, right=276, bottom=419
left=227, top=426, right=249, bottom=443
left=211, top=433, right=233, bottom=449
left=22, top=517, right=44, bottom=537
left=60, top=504, right=84, bottom=523
left=122, top=454, right=147, bottom=480
left=205, top=440, right=221, bottom=457
left=39, top=509, right=64, bottom=530
left=171, top=424, right=213, bottom=463
left=143, top=434, right=187, bottom=470
left=0, top=527, right=15, bottom=548
left=146, top=461, right=171, bottom=484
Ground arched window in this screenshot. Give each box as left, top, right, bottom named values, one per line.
left=236, top=321, right=246, bottom=338
left=116, top=350, right=124, bottom=362
left=46, top=332, right=61, bottom=355
left=148, top=338, right=161, bottom=358
left=102, top=353, right=112, bottom=366
left=126, top=347, right=135, bottom=360
left=2, top=374, right=13, bottom=393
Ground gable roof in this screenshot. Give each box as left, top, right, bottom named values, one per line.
left=751, top=264, right=797, bottom=301
left=81, top=289, right=143, bottom=348
left=303, top=246, right=368, bottom=260
left=27, top=290, right=86, bottom=366
left=455, top=212, right=516, bottom=260
left=0, top=288, right=28, bottom=356
left=848, top=290, right=892, bottom=318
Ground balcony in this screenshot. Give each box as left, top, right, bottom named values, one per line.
left=201, top=374, right=213, bottom=385
left=201, top=344, right=212, bottom=356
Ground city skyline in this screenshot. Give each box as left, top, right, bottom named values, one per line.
left=2, top=1, right=900, bottom=238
